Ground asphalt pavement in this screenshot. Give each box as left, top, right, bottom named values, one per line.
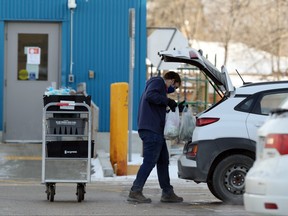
left=0, top=143, right=42, bottom=181
left=0, top=143, right=257, bottom=216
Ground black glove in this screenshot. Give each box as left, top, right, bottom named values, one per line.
left=167, top=98, right=177, bottom=112
left=178, top=100, right=186, bottom=113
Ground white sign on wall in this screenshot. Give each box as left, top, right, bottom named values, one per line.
left=27, top=47, right=41, bottom=65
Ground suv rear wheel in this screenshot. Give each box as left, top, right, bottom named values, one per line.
left=212, top=154, right=254, bottom=205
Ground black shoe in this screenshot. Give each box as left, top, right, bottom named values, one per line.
left=161, top=192, right=183, bottom=203
left=127, top=190, right=152, bottom=203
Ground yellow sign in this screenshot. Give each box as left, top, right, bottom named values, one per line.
left=18, top=69, right=28, bottom=80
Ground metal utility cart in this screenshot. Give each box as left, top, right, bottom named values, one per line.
left=42, top=95, right=93, bottom=202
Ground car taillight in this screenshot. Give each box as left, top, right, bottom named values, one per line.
left=265, top=134, right=288, bottom=155
left=196, top=117, right=220, bottom=126
left=264, top=203, right=278, bottom=210
left=186, top=144, right=198, bottom=158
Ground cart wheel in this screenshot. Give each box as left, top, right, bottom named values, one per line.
left=45, top=184, right=50, bottom=200
left=76, top=184, right=85, bottom=202
left=82, top=183, right=86, bottom=201
left=47, top=192, right=50, bottom=201
left=48, top=184, right=56, bottom=202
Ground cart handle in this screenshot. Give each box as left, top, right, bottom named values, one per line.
left=56, top=102, right=75, bottom=107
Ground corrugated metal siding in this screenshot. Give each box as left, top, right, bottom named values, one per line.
left=0, top=0, right=146, bottom=132
left=0, top=0, right=68, bottom=21
left=69, top=0, right=146, bottom=131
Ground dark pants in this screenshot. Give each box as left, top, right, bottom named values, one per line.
left=131, top=130, right=173, bottom=194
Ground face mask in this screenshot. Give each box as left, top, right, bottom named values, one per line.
left=167, top=85, right=175, bottom=93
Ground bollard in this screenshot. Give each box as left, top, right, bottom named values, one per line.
left=110, top=82, right=128, bottom=176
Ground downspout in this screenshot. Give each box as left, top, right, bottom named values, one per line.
left=70, top=9, right=74, bottom=77
left=68, top=0, right=77, bottom=83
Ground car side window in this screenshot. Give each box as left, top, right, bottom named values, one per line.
left=235, top=91, right=288, bottom=115
left=259, top=92, right=288, bottom=115
left=236, top=97, right=254, bottom=112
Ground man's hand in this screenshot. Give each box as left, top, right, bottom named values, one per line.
left=178, top=100, right=186, bottom=112
left=167, top=98, right=177, bottom=112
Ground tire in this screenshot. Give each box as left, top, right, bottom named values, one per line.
left=77, top=184, right=85, bottom=202
left=46, top=184, right=50, bottom=200
left=49, top=184, right=55, bottom=202
left=207, top=180, right=221, bottom=200
left=212, top=154, right=254, bottom=205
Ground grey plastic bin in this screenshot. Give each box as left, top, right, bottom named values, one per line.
left=47, top=118, right=86, bottom=135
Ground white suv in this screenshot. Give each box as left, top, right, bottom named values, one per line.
left=159, top=48, right=288, bottom=204
left=244, top=99, right=288, bottom=215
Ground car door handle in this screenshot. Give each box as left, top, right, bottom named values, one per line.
left=255, top=122, right=263, bottom=128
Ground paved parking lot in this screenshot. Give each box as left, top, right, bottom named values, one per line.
left=0, top=143, right=257, bottom=215
left=0, top=179, right=257, bottom=216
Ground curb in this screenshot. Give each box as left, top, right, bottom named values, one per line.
left=97, top=149, right=114, bottom=177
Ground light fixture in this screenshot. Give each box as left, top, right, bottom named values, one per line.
left=68, top=0, right=77, bottom=9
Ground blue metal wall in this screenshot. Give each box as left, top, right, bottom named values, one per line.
left=0, top=0, right=146, bottom=132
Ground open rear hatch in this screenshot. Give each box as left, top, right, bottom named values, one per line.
left=158, top=48, right=234, bottom=97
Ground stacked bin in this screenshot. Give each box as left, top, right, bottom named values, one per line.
left=42, top=95, right=93, bottom=202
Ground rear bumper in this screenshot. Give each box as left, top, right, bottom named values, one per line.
left=244, top=193, right=288, bottom=215
left=244, top=157, right=288, bottom=214
left=177, top=154, right=206, bottom=182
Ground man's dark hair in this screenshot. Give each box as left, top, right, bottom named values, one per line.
left=164, top=71, right=181, bottom=85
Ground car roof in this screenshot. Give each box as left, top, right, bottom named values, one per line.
left=235, top=81, right=288, bottom=95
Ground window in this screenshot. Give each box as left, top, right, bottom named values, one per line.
left=260, top=92, right=288, bottom=115
left=235, top=91, right=288, bottom=115
left=17, top=34, right=48, bottom=81
left=236, top=96, right=254, bottom=112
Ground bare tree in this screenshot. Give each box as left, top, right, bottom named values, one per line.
left=201, top=0, right=251, bottom=65
left=147, top=0, right=288, bottom=76
left=147, top=0, right=206, bottom=45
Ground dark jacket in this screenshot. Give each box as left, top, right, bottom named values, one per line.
left=137, top=77, right=169, bottom=134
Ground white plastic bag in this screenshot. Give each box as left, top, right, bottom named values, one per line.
left=179, top=106, right=196, bottom=141
left=164, top=107, right=180, bottom=139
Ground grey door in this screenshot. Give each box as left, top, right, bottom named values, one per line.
left=4, top=22, right=61, bottom=142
